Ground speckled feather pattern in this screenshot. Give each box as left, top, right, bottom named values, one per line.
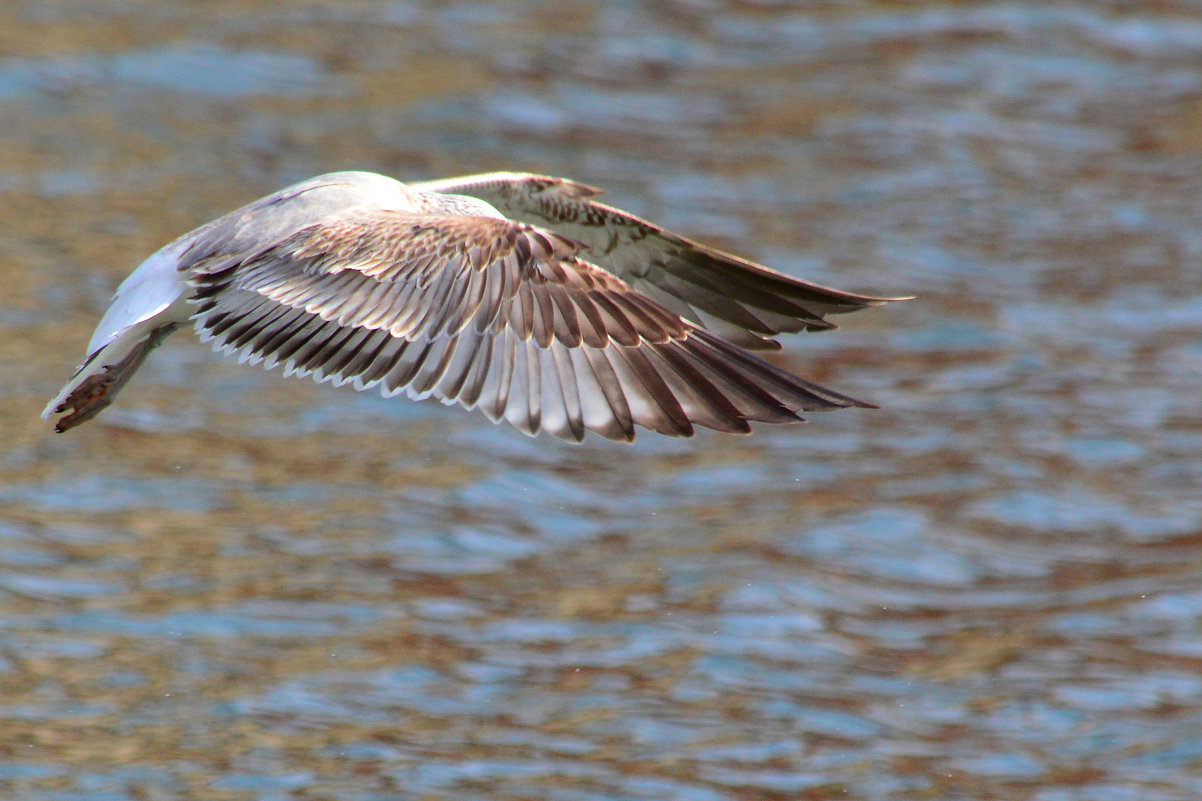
left=45, top=171, right=905, bottom=440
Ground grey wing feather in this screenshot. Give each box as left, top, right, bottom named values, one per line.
left=186, top=207, right=868, bottom=442
left=411, top=171, right=910, bottom=349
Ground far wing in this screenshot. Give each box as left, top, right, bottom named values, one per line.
left=411, top=172, right=908, bottom=349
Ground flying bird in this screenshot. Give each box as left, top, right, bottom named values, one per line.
left=44, top=171, right=905, bottom=442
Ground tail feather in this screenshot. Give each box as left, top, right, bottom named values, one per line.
left=45, top=231, right=195, bottom=432
left=44, top=324, right=178, bottom=433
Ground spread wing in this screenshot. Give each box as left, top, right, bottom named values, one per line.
left=185, top=209, right=869, bottom=442
left=410, top=172, right=909, bottom=349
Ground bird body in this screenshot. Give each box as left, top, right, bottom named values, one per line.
left=45, top=171, right=904, bottom=441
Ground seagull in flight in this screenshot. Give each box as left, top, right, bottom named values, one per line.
left=44, top=171, right=905, bottom=442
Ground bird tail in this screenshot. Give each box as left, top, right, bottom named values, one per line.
left=43, top=229, right=198, bottom=432
left=43, top=323, right=179, bottom=433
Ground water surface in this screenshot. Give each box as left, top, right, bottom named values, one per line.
left=2, top=1, right=1201, bottom=799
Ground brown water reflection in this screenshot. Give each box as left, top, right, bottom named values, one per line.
left=3, top=1, right=1202, bottom=800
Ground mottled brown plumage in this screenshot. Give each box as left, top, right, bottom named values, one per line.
left=412, top=172, right=904, bottom=349
left=46, top=171, right=907, bottom=441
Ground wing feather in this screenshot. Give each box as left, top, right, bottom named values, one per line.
left=185, top=204, right=874, bottom=441
left=571, top=348, right=635, bottom=442
left=411, top=172, right=909, bottom=348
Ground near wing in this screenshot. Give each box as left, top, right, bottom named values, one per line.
left=411, top=172, right=909, bottom=349
left=185, top=209, right=870, bottom=442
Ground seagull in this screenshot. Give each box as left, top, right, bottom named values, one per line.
left=44, top=171, right=905, bottom=442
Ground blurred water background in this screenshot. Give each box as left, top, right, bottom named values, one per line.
left=2, top=1, right=1202, bottom=799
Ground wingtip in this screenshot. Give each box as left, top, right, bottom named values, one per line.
left=551, top=177, right=605, bottom=200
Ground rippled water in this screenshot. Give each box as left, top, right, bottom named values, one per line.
left=3, top=1, right=1202, bottom=799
